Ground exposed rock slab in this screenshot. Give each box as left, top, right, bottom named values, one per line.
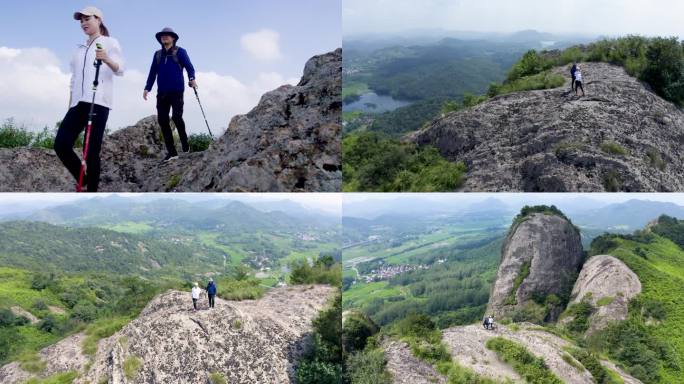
left=442, top=323, right=641, bottom=384
left=382, top=339, right=446, bottom=384
left=410, top=62, right=684, bottom=191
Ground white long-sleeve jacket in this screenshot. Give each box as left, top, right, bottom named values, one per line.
left=69, top=35, right=124, bottom=109
left=191, top=287, right=202, bottom=299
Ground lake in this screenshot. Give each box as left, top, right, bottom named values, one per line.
left=343, top=92, right=413, bottom=113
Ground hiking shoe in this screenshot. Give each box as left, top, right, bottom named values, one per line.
left=162, top=153, right=179, bottom=163
left=181, top=143, right=190, bottom=153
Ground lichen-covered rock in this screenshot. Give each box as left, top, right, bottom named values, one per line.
left=381, top=339, right=446, bottom=384
left=0, top=285, right=336, bottom=384
left=442, top=323, right=641, bottom=384
left=566, top=255, right=641, bottom=333
left=486, top=213, right=584, bottom=321
left=410, top=62, right=684, bottom=191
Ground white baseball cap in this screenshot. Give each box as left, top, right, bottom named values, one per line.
left=74, top=6, right=104, bottom=21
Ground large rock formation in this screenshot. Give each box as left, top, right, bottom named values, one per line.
left=486, top=212, right=584, bottom=321
left=0, top=49, right=341, bottom=192
left=0, top=285, right=336, bottom=384
left=565, top=255, right=641, bottom=333
left=441, top=323, right=641, bottom=384
left=410, top=62, right=684, bottom=191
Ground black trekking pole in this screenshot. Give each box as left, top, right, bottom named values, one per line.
left=77, top=43, right=103, bottom=192
left=191, top=84, right=213, bottom=138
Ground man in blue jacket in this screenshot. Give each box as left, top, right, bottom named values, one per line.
left=206, top=278, right=217, bottom=309
left=144, top=27, right=196, bottom=162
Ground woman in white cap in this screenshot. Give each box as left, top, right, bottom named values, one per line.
left=54, top=6, right=125, bottom=192
left=191, top=282, right=202, bottom=311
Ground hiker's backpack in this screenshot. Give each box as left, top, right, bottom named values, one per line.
left=155, top=46, right=183, bottom=71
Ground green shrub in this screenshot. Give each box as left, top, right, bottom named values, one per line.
left=296, top=293, right=342, bottom=384
left=343, top=131, right=466, bottom=192
left=505, top=261, right=531, bottom=306
left=82, top=316, right=131, bottom=356
left=0, top=119, right=33, bottom=148
left=490, top=72, right=565, bottom=97
left=441, top=100, right=461, bottom=114
left=600, top=141, right=629, bottom=156
left=343, top=312, right=379, bottom=355
left=32, top=126, right=56, bottom=149
left=0, top=308, right=29, bottom=327
left=344, top=348, right=392, bottom=384
left=566, top=347, right=622, bottom=384
left=18, top=352, right=47, bottom=373
left=24, top=371, right=78, bottom=384
left=188, top=133, right=213, bottom=152
left=289, top=258, right=342, bottom=286
left=596, top=297, right=614, bottom=307
left=216, top=278, right=264, bottom=301
left=564, top=301, right=595, bottom=334
left=485, top=337, right=562, bottom=383
left=646, top=148, right=666, bottom=170
left=208, top=372, right=227, bottom=384
left=166, top=174, right=181, bottom=189
left=123, top=355, right=142, bottom=380
left=602, top=170, right=622, bottom=192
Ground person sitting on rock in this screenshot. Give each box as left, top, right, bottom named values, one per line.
left=143, top=27, right=197, bottom=163
left=191, top=282, right=202, bottom=311
left=574, top=65, right=585, bottom=96
left=570, top=62, right=577, bottom=92
left=206, top=278, right=217, bottom=309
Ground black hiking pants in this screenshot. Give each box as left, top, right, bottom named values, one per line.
left=571, top=74, right=576, bottom=91
left=55, top=102, right=110, bottom=192
left=575, top=80, right=584, bottom=95
left=192, top=298, right=198, bottom=310
left=156, top=91, right=188, bottom=156
left=208, top=294, right=215, bottom=308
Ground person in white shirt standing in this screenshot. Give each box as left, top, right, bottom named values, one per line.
left=54, top=6, right=124, bottom=192
left=191, top=282, right=203, bottom=311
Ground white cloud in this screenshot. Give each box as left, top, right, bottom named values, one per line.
left=240, top=29, right=282, bottom=61
left=0, top=46, right=301, bottom=136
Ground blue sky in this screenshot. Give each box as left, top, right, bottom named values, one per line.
left=0, top=0, right=341, bottom=133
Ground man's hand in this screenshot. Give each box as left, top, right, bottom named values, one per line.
left=143, top=90, right=149, bottom=101
left=189, top=79, right=197, bottom=89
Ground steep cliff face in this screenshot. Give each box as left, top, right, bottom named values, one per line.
left=0, top=285, right=336, bottom=384
left=410, top=62, right=684, bottom=191
left=565, top=255, right=642, bottom=334
left=0, top=49, right=341, bottom=192
left=486, top=213, right=584, bottom=321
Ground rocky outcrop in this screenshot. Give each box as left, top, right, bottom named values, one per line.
left=0, top=285, right=336, bottom=384
left=442, top=323, right=641, bottom=383
left=410, top=62, right=684, bottom=191
left=381, top=339, right=446, bottom=384
left=486, top=213, right=584, bottom=321
left=566, top=255, right=641, bottom=333
left=0, top=49, right=341, bottom=192
left=0, top=332, right=90, bottom=384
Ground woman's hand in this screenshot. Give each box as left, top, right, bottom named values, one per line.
left=96, top=46, right=120, bottom=73
left=95, top=47, right=109, bottom=63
